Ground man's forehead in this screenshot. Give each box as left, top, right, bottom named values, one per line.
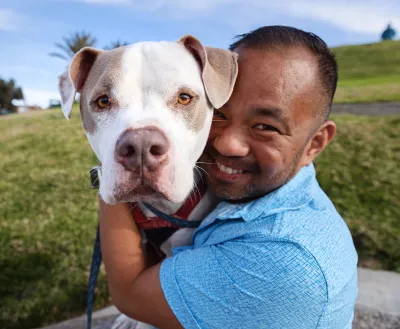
left=227, top=46, right=322, bottom=126
left=236, top=47, right=318, bottom=99
left=236, top=46, right=318, bottom=82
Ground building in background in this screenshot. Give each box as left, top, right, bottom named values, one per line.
left=381, top=23, right=396, bottom=41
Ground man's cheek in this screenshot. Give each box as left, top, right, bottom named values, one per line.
left=208, top=125, right=224, bottom=140
left=255, top=146, right=283, bottom=170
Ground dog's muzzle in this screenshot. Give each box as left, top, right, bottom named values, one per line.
left=115, top=127, right=170, bottom=172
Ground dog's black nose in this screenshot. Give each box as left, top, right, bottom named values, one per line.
left=115, top=127, right=170, bottom=172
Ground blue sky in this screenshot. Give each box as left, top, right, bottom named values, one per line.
left=1, top=0, right=399, bottom=108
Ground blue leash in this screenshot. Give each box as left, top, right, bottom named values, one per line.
left=86, top=203, right=201, bottom=329
left=142, top=203, right=202, bottom=228
left=87, top=224, right=102, bottom=329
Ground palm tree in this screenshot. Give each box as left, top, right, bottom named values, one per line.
left=0, top=78, right=24, bottom=113
left=49, top=31, right=97, bottom=61
left=104, top=40, right=130, bottom=50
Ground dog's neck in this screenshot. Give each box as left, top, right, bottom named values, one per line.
left=137, top=170, right=203, bottom=216
left=137, top=198, right=184, bottom=216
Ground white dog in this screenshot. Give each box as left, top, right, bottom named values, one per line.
left=58, top=35, right=238, bottom=329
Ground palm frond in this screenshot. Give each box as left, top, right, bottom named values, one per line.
left=50, top=31, right=97, bottom=61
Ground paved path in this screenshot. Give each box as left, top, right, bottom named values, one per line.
left=353, top=268, right=400, bottom=329
left=332, top=102, right=400, bottom=116
left=39, top=268, right=400, bottom=329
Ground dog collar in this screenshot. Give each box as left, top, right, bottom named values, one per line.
left=89, top=166, right=102, bottom=189
left=133, top=182, right=206, bottom=230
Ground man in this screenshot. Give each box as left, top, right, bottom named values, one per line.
left=99, top=26, right=358, bottom=329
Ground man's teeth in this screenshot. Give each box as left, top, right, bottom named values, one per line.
left=216, top=162, right=243, bottom=175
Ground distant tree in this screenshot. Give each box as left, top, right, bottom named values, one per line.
left=48, top=99, right=61, bottom=109
left=381, top=23, right=396, bottom=41
left=49, top=31, right=97, bottom=61
left=0, top=78, right=24, bottom=113
left=104, top=40, right=130, bottom=50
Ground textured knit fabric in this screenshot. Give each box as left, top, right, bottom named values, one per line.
left=160, top=163, right=358, bottom=329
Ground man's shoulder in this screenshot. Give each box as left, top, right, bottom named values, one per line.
left=270, top=186, right=354, bottom=250
left=260, top=185, right=358, bottom=298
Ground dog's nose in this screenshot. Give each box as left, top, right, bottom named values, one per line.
left=115, top=127, right=170, bottom=171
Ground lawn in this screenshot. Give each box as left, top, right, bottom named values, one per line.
left=1, top=109, right=399, bottom=329
left=332, top=40, right=400, bottom=103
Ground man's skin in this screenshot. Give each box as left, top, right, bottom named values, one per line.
left=99, top=45, right=337, bottom=329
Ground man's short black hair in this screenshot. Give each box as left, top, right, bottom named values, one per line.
left=230, top=25, right=338, bottom=120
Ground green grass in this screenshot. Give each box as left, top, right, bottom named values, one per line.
left=1, top=109, right=400, bottom=328
left=315, top=114, right=400, bottom=271
left=0, top=110, right=109, bottom=329
left=332, top=40, right=400, bottom=103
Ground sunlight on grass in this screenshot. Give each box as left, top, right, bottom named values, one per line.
left=332, top=40, right=400, bottom=103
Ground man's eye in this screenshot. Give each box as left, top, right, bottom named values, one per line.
left=213, top=109, right=227, bottom=120
left=252, top=124, right=279, bottom=132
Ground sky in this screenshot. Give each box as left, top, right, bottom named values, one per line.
left=0, top=0, right=399, bottom=108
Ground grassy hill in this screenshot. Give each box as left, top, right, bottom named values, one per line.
left=1, top=109, right=399, bottom=328
left=333, top=40, right=400, bottom=103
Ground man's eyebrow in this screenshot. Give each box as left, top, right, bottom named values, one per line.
left=250, top=107, right=287, bottom=120
left=249, top=107, right=290, bottom=131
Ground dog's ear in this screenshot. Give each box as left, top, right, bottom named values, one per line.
left=58, top=47, right=102, bottom=119
left=178, top=35, right=238, bottom=109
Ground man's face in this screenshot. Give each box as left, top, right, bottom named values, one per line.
left=200, top=46, right=325, bottom=201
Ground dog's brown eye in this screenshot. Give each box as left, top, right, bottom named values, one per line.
left=177, top=93, right=192, bottom=105
left=96, top=96, right=109, bottom=108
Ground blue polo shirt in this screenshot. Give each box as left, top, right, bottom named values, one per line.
left=160, top=163, right=358, bottom=329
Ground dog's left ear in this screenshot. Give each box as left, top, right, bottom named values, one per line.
left=178, top=35, right=238, bottom=109
left=58, top=47, right=102, bottom=119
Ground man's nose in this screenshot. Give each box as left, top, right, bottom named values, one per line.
left=213, top=126, right=250, bottom=157
left=115, top=127, right=170, bottom=172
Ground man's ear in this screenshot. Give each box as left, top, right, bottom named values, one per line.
left=178, top=35, right=238, bottom=109
left=303, top=120, right=337, bottom=166
left=58, top=47, right=102, bottom=120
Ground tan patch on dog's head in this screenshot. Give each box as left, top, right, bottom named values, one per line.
left=78, top=47, right=126, bottom=134
left=166, top=87, right=209, bottom=133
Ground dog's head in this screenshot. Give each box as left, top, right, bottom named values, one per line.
left=58, top=35, right=238, bottom=204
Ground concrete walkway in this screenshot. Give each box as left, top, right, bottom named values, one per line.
left=353, top=268, right=400, bottom=329
left=38, top=267, right=400, bottom=329
left=332, top=102, right=400, bottom=116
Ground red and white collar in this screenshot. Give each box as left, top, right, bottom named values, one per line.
left=131, top=182, right=207, bottom=230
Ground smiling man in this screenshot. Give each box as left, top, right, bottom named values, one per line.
left=99, top=26, right=358, bottom=329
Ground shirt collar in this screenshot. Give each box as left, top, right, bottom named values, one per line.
left=204, top=163, right=318, bottom=223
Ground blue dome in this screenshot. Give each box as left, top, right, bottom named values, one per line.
left=382, top=24, right=396, bottom=41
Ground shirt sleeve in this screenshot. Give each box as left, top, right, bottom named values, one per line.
left=160, top=239, right=328, bottom=329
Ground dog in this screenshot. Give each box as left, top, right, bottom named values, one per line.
left=58, top=35, right=238, bottom=329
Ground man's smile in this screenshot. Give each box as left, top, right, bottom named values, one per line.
left=201, top=154, right=257, bottom=184
left=211, top=161, right=251, bottom=182
left=216, top=161, right=243, bottom=174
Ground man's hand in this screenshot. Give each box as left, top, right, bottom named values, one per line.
left=98, top=199, right=183, bottom=329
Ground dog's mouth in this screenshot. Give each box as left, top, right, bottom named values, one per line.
left=112, top=173, right=174, bottom=203
left=115, top=186, right=160, bottom=203
left=133, top=184, right=157, bottom=196
left=102, top=156, right=191, bottom=205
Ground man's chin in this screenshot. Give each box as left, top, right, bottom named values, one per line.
left=206, top=175, right=250, bottom=201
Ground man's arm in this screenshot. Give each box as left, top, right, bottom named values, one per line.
left=100, top=198, right=328, bottom=329
left=99, top=199, right=183, bottom=329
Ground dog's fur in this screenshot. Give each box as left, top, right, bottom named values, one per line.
left=58, top=36, right=238, bottom=329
